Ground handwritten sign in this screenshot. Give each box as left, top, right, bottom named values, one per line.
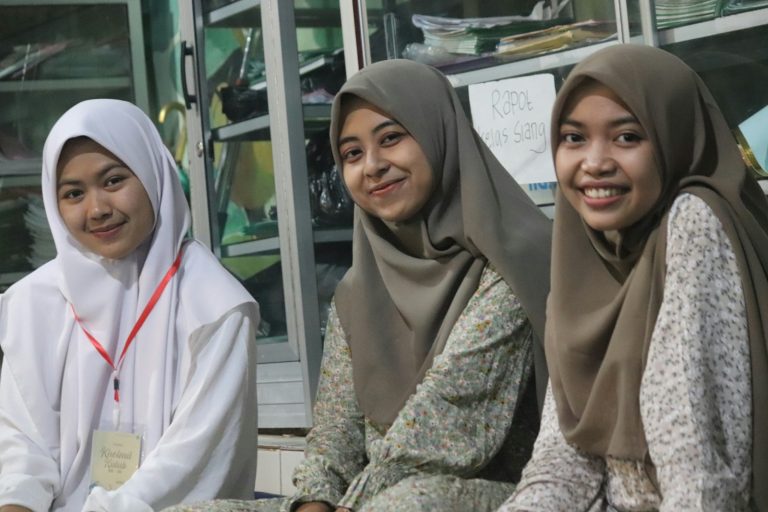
left=468, top=73, right=556, bottom=185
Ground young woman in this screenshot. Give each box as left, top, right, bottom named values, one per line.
left=498, top=44, right=768, bottom=511
left=0, top=99, right=260, bottom=511
left=166, top=59, right=552, bottom=512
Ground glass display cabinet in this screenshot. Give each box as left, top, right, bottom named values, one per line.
left=341, top=0, right=768, bottom=195
left=0, top=0, right=149, bottom=291
left=179, top=0, right=349, bottom=428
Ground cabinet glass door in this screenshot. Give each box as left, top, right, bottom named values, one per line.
left=0, top=0, right=147, bottom=291
left=188, top=0, right=349, bottom=359
left=183, top=0, right=348, bottom=427
left=654, top=7, right=768, bottom=177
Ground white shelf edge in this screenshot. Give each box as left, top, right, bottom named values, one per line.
left=312, top=227, right=352, bottom=243
left=0, top=77, right=131, bottom=92
left=206, top=0, right=262, bottom=26
left=214, top=114, right=271, bottom=140
left=221, top=227, right=351, bottom=258
left=658, top=7, right=768, bottom=45
left=0, top=158, right=41, bottom=176
left=213, top=104, right=331, bottom=141
left=446, top=40, right=619, bottom=88
left=222, top=235, right=280, bottom=257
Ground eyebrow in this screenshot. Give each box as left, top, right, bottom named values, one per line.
left=560, top=115, right=640, bottom=129
left=337, top=119, right=404, bottom=147
left=57, top=163, right=127, bottom=189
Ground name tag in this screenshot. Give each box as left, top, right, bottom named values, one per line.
left=89, top=430, right=141, bottom=490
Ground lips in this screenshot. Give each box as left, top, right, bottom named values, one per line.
left=90, top=222, right=125, bottom=238
left=578, top=183, right=629, bottom=208
left=369, top=178, right=405, bottom=196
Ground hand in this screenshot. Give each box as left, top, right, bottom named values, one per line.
left=295, top=503, right=333, bottom=512
left=0, top=506, right=34, bottom=512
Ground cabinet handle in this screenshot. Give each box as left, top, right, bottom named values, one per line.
left=180, top=40, right=197, bottom=109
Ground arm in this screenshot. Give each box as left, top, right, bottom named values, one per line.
left=83, top=302, right=259, bottom=512
left=288, top=302, right=368, bottom=511
left=497, top=384, right=605, bottom=512
left=640, top=194, right=752, bottom=510
left=337, top=266, right=534, bottom=510
left=0, top=357, right=59, bottom=512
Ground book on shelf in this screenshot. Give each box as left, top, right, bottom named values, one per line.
left=496, top=20, right=616, bottom=56
left=0, top=42, right=68, bottom=80
left=654, top=0, right=720, bottom=29
left=722, top=0, right=768, bottom=13
left=411, top=1, right=564, bottom=56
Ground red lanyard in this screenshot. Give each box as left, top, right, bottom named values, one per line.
left=71, top=249, right=184, bottom=406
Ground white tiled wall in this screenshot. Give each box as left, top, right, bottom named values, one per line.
left=255, top=435, right=307, bottom=496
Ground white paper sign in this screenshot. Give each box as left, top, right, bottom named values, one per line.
left=468, top=73, right=556, bottom=184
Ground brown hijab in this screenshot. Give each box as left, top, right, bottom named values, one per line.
left=330, top=59, right=552, bottom=426
left=546, top=44, right=768, bottom=507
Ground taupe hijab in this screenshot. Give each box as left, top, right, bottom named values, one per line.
left=330, top=59, right=552, bottom=426
left=547, top=44, right=768, bottom=507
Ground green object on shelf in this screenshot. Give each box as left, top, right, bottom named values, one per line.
left=176, top=166, right=190, bottom=197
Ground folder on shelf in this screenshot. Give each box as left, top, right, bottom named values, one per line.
left=654, top=0, right=720, bottom=29
left=735, top=104, right=768, bottom=177
left=411, top=2, right=562, bottom=56
left=496, top=20, right=616, bottom=56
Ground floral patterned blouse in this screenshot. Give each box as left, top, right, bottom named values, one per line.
left=289, top=264, right=534, bottom=511
left=499, top=193, right=753, bottom=511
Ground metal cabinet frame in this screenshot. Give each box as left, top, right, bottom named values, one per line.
left=179, top=0, right=328, bottom=427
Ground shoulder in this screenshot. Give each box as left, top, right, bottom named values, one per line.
left=3, top=260, right=61, bottom=300
left=177, top=240, right=257, bottom=326
left=475, top=263, right=519, bottom=307
left=667, top=193, right=726, bottom=238
left=0, top=261, right=68, bottom=357
left=457, top=263, right=528, bottom=331
left=666, top=193, right=736, bottom=261
left=1, top=260, right=65, bottom=321
left=662, top=194, right=742, bottom=304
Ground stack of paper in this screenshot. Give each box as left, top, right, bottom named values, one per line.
left=722, top=0, right=768, bottom=13
left=0, top=42, right=68, bottom=80
left=497, top=20, right=616, bottom=56
left=412, top=2, right=560, bottom=56
left=655, top=0, right=721, bottom=29
left=24, top=194, right=55, bottom=268
left=0, top=197, right=32, bottom=272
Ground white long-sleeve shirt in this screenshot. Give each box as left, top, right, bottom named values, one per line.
left=0, top=302, right=258, bottom=512
left=499, top=193, right=752, bottom=511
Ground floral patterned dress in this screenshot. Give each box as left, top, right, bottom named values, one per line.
left=163, top=265, right=535, bottom=512
left=498, top=194, right=753, bottom=511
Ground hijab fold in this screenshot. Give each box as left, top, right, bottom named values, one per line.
left=329, top=60, right=552, bottom=426
left=545, top=45, right=768, bottom=508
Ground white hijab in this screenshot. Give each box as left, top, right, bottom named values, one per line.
left=0, top=99, right=254, bottom=507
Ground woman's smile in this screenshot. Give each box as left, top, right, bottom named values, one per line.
left=369, top=177, right=406, bottom=197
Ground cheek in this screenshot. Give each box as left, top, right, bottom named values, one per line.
left=135, top=194, right=156, bottom=231
left=553, top=149, right=571, bottom=183
left=341, top=166, right=365, bottom=204
left=414, top=167, right=435, bottom=206
left=57, top=203, right=80, bottom=232
left=633, top=155, right=662, bottom=204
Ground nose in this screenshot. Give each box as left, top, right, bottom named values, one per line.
left=363, top=147, right=389, bottom=178
left=580, top=142, right=616, bottom=176
left=87, top=190, right=112, bottom=219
